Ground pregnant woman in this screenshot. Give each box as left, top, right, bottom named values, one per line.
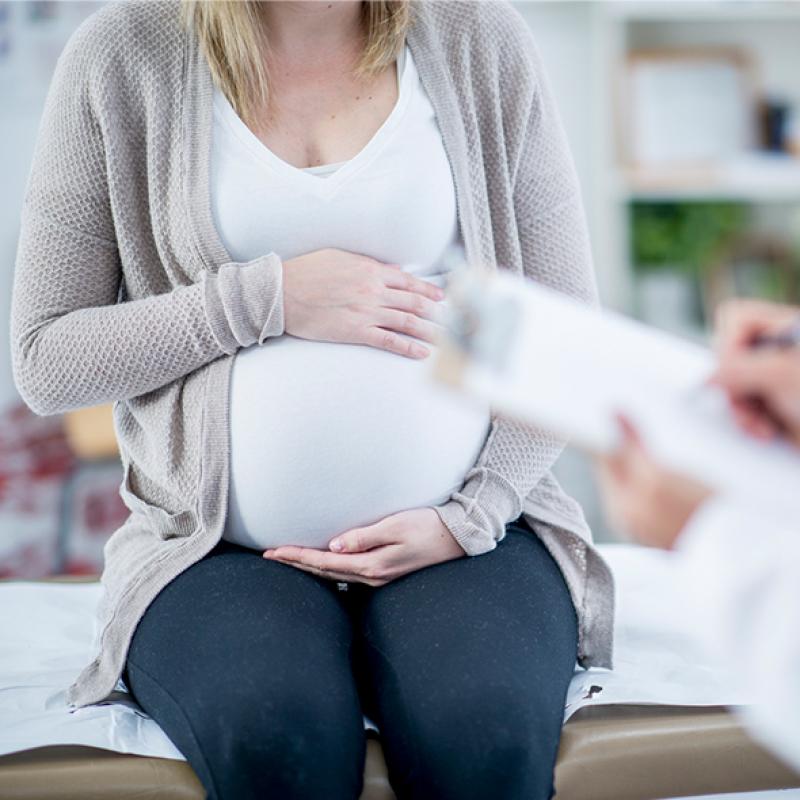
left=11, top=1, right=614, bottom=798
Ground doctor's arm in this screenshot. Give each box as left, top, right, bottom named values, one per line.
left=596, top=295, right=800, bottom=772
left=596, top=421, right=800, bottom=773
left=674, top=498, right=800, bottom=773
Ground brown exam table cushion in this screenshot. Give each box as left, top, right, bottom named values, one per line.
left=2, top=706, right=800, bottom=800
left=3, top=578, right=800, bottom=799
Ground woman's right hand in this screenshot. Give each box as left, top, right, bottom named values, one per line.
left=281, top=248, right=446, bottom=359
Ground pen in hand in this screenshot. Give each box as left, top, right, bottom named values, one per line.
left=717, top=313, right=800, bottom=443
left=750, top=317, right=800, bottom=350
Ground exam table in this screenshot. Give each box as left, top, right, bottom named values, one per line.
left=0, top=703, right=797, bottom=800
left=2, top=548, right=800, bottom=800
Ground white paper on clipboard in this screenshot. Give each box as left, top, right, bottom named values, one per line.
left=428, top=268, right=800, bottom=519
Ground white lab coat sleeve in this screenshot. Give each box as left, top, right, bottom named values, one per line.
left=673, top=495, right=800, bottom=771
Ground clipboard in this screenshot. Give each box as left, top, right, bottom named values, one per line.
left=429, top=261, right=800, bottom=519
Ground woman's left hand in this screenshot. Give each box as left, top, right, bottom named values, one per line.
left=596, top=415, right=715, bottom=550
left=262, top=507, right=466, bottom=587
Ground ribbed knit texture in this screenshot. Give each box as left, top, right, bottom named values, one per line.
left=10, top=0, right=614, bottom=709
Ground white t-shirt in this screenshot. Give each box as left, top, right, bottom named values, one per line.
left=211, top=44, right=491, bottom=551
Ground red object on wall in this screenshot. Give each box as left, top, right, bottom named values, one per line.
left=0, top=401, right=127, bottom=578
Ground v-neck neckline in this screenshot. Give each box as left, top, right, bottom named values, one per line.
left=211, top=42, right=414, bottom=200
left=182, top=0, right=481, bottom=279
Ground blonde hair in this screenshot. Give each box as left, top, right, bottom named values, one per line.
left=182, top=1, right=412, bottom=127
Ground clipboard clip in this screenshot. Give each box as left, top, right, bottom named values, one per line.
left=436, top=243, right=523, bottom=381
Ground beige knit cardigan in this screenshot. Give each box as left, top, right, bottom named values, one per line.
left=10, top=0, right=615, bottom=710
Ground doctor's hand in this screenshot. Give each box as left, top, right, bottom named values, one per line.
left=261, top=507, right=466, bottom=587
left=595, top=415, right=714, bottom=550
left=712, top=299, right=800, bottom=446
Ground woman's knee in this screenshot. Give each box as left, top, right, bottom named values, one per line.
left=128, top=661, right=366, bottom=800
left=210, top=687, right=366, bottom=799
left=384, top=680, right=562, bottom=800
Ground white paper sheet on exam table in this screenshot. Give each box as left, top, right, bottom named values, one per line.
left=429, top=270, right=800, bottom=520
left=0, top=544, right=750, bottom=762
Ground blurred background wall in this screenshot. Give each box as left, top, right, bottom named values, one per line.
left=1, top=0, right=799, bottom=575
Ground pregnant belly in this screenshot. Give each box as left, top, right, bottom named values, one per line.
left=223, top=334, right=492, bottom=551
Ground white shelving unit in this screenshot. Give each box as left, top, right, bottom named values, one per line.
left=590, top=0, right=800, bottom=315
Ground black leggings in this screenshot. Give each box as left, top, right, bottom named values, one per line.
left=123, top=515, right=578, bottom=800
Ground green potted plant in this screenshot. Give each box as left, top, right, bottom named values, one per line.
left=631, top=201, right=748, bottom=338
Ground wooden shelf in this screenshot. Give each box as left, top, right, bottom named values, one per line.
left=616, top=157, right=800, bottom=202
left=609, top=1, right=800, bottom=23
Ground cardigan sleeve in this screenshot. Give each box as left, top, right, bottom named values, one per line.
left=10, top=14, right=284, bottom=418
left=432, top=4, right=598, bottom=556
